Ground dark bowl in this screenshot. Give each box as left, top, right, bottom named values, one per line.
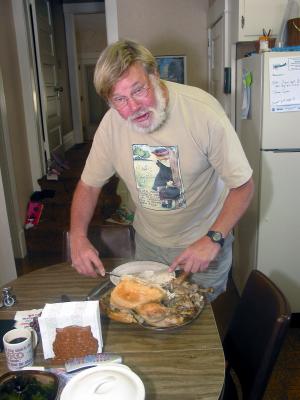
left=0, top=370, right=59, bottom=400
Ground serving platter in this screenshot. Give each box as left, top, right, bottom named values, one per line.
left=99, top=279, right=205, bottom=332
left=136, top=299, right=205, bottom=332
left=109, top=261, right=175, bottom=285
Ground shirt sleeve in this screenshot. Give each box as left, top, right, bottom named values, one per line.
left=207, top=112, right=253, bottom=188
left=81, top=124, right=116, bottom=188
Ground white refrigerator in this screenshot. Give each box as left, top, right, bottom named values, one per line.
left=234, top=51, right=300, bottom=312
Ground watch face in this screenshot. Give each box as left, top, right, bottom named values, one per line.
left=207, top=231, right=224, bottom=247
left=212, top=232, right=222, bottom=241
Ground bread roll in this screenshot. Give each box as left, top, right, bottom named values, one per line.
left=110, top=277, right=166, bottom=309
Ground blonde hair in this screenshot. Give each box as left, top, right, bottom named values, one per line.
left=94, top=39, right=157, bottom=101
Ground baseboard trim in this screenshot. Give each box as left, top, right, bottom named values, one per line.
left=63, top=130, right=75, bottom=151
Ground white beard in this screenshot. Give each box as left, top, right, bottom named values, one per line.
left=127, top=75, right=168, bottom=134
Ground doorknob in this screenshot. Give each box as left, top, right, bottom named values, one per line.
left=54, top=86, right=63, bottom=93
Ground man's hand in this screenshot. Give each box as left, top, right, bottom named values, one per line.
left=168, top=178, right=254, bottom=275
left=70, top=235, right=106, bottom=277
left=168, top=236, right=221, bottom=274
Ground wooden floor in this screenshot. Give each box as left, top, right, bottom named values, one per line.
left=16, top=142, right=300, bottom=399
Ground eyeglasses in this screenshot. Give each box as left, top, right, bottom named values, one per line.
left=110, top=84, right=151, bottom=110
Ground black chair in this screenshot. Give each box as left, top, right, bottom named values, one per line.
left=221, top=270, right=291, bottom=400
left=62, top=224, right=135, bottom=261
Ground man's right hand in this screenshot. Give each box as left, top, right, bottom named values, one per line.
left=70, top=235, right=106, bottom=277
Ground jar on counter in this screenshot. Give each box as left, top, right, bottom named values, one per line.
left=259, top=35, right=269, bottom=52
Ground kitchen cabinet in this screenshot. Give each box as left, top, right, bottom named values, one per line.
left=231, top=0, right=288, bottom=42
left=208, top=0, right=288, bottom=128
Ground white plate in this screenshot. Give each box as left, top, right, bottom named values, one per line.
left=110, top=261, right=175, bottom=286
left=60, top=364, right=145, bottom=400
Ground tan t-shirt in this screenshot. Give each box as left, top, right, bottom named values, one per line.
left=81, top=81, right=252, bottom=247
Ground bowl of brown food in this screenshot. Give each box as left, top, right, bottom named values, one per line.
left=0, top=370, right=59, bottom=400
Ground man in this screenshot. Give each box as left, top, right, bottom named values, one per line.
left=70, top=39, right=254, bottom=301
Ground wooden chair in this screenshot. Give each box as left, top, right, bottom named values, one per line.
left=62, top=224, right=135, bottom=262
left=220, top=270, right=291, bottom=400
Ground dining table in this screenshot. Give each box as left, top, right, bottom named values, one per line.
left=0, top=259, right=225, bottom=399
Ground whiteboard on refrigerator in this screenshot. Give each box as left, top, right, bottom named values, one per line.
left=269, top=56, right=300, bottom=112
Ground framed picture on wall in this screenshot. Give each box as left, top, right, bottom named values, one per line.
left=155, top=55, right=187, bottom=84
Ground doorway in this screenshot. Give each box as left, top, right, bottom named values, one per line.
left=73, top=10, right=108, bottom=141
left=63, top=2, right=107, bottom=144
left=79, top=58, right=108, bottom=141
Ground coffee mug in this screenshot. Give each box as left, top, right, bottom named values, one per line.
left=3, top=328, right=38, bottom=371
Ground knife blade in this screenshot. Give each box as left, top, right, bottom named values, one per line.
left=85, top=279, right=111, bottom=301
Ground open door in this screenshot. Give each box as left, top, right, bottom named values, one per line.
left=30, top=0, right=63, bottom=167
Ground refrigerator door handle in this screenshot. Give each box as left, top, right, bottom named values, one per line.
left=261, top=148, right=300, bottom=153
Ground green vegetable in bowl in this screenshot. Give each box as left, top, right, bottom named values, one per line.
left=0, top=374, right=57, bottom=400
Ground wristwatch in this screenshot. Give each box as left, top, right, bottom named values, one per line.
left=206, top=230, right=224, bottom=247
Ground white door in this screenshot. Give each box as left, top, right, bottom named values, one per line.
left=31, top=0, right=63, bottom=164
left=208, top=16, right=231, bottom=119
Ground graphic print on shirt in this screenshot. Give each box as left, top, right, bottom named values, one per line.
left=132, top=144, right=186, bottom=210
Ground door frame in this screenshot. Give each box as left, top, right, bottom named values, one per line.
left=0, top=167, right=17, bottom=284
left=78, top=53, right=101, bottom=140
left=12, top=0, right=45, bottom=186
left=0, top=66, right=27, bottom=260
left=208, top=0, right=235, bottom=124
left=63, top=0, right=118, bottom=144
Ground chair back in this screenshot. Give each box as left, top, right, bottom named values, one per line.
left=63, top=224, right=135, bottom=261
left=222, top=270, right=291, bottom=400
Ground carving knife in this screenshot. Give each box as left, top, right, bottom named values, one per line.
left=85, top=279, right=111, bottom=301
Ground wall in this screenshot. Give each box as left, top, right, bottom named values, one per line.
left=0, top=2, right=32, bottom=228
left=116, top=0, right=209, bottom=89
left=75, top=13, right=107, bottom=54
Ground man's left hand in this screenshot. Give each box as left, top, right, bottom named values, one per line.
left=168, top=236, right=221, bottom=274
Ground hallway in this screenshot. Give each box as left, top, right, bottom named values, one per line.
left=16, top=141, right=120, bottom=276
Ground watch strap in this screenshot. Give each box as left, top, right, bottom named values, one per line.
left=206, top=230, right=225, bottom=247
